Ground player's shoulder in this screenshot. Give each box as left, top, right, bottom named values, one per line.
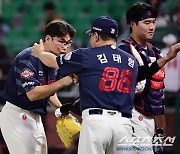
left=62, top=47, right=91, bottom=61
left=71, top=47, right=92, bottom=56
left=118, top=41, right=129, bottom=47
left=118, top=47, right=136, bottom=61
left=115, top=43, right=133, bottom=58
left=118, top=41, right=130, bottom=52
left=14, top=47, right=37, bottom=63
left=16, top=47, right=32, bottom=58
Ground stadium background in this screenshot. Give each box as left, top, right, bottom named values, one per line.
left=0, top=0, right=180, bottom=153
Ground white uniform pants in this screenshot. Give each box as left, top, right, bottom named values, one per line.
left=0, top=102, right=47, bottom=154
left=78, top=108, right=135, bottom=154
left=131, top=108, right=155, bottom=154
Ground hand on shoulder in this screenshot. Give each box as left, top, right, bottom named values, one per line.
left=32, top=39, right=45, bottom=58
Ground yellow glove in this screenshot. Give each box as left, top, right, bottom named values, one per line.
left=56, top=114, right=81, bottom=149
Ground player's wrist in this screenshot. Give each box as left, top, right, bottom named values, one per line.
left=163, top=54, right=171, bottom=62
left=59, top=76, right=73, bottom=87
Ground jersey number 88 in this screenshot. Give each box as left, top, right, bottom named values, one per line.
left=99, top=67, right=133, bottom=93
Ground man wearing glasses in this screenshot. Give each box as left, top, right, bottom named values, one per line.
left=51, top=36, right=73, bottom=50
left=0, top=19, right=76, bottom=154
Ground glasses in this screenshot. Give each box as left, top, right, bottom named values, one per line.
left=52, top=37, right=73, bottom=47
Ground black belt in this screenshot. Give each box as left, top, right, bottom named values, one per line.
left=88, top=109, right=131, bottom=118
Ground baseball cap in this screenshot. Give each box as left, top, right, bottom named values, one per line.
left=86, top=16, right=119, bottom=37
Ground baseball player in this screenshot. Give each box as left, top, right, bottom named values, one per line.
left=0, top=20, right=76, bottom=154
left=118, top=2, right=168, bottom=153
left=32, top=16, right=180, bottom=154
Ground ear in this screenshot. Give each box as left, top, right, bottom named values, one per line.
left=45, top=35, right=52, bottom=43
left=130, top=21, right=136, bottom=29
left=94, top=32, right=99, bottom=42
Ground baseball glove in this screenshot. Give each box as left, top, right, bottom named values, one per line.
left=56, top=114, right=81, bottom=149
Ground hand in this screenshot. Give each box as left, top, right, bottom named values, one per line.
left=165, top=43, right=180, bottom=61
left=59, top=97, right=80, bottom=114
left=157, top=43, right=180, bottom=68
left=60, top=103, right=72, bottom=114
left=32, top=39, right=44, bottom=58
left=72, top=74, right=79, bottom=84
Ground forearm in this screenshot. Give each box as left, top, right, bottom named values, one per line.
left=156, top=55, right=169, bottom=68
left=137, top=61, right=160, bottom=81
left=137, top=56, right=170, bottom=82
left=26, top=78, right=70, bottom=101
left=38, top=52, right=59, bottom=69
left=154, top=114, right=166, bottom=133
left=49, top=93, right=62, bottom=108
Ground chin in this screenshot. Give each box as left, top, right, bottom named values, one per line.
left=148, top=34, right=154, bottom=39
left=60, top=51, right=67, bottom=54
left=147, top=36, right=153, bottom=40
left=56, top=50, right=66, bottom=55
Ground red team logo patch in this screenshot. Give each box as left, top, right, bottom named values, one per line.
left=138, top=115, right=143, bottom=121
left=21, top=113, right=27, bottom=120
left=20, top=69, right=34, bottom=79
left=148, top=11, right=152, bottom=16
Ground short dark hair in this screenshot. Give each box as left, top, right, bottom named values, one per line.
left=45, top=20, right=76, bottom=39
left=126, top=2, right=157, bottom=32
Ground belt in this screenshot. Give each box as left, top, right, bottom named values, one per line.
left=88, top=109, right=131, bottom=118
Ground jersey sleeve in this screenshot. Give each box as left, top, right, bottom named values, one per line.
left=15, top=56, right=40, bottom=95
left=56, top=48, right=84, bottom=77
left=137, top=61, right=161, bottom=82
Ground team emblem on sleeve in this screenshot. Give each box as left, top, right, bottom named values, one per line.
left=20, top=68, right=34, bottom=79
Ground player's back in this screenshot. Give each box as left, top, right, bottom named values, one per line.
left=79, top=45, right=138, bottom=115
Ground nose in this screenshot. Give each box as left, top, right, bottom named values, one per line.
left=61, top=45, right=69, bottom=51
left=149, top=22, right=155, bottom=30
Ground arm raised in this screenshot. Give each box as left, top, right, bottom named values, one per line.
left=32, top=39, right=59, bottom=68
left=157, top=43, right=180, bottom=68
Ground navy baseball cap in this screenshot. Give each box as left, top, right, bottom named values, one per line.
left=86, top=16, right=119, bottom=37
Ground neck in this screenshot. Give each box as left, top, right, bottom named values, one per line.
left=96, top=40, right=116, bottom=48
left=131, top=35, right=147, bottom=49
left=43, top=42, right=50, bottom=52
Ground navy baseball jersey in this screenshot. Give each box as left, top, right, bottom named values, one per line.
left=3, top=47, right=61, bottom=115
left=56, top=45, right=138, bottom=116
left=118, top=38, right=165, bottom=116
